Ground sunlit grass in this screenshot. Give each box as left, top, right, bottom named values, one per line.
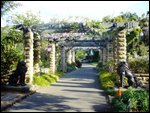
left=90, top=62, right=97, bottom=66
left=33, top=72, right=64, bottom=86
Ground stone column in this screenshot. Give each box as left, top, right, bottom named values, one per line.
left=113, top=36, right=118, bottom=71
left=117, top=29, right=127, bottom=62
left=98, top=49, right=102, bottom=62
left=106, top=43, right=109, bottom=62
left=61, top=46, right=67, bottom=72
left=107, top=43, right=113, bottom=61
left=67, top=49, right=72, bottom=64
left=72, top=49, right=75, bottom=63
left=23, top=27, right=34, bottom=84
left=102, top=48, right=107, bottom=65
left=49, top=42, right=56, bottom=73
left=33, top=32, right=41, bottom=74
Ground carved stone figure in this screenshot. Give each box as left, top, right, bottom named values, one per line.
left=117, top=61, right=136, bottom=87
left=9, top=61, right=27, bottom=86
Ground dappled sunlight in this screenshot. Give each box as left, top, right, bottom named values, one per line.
left=1, top=1, right=149, bottom=112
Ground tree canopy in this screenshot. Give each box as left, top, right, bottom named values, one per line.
left=1, top=1, right=20, bottom=17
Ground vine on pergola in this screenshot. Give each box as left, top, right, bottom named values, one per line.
left=33, top=19, right=107, bottom=43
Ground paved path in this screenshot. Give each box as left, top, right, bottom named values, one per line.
left=5, top=63, right=110, bottom=112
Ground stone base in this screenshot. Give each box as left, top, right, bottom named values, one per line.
left=1, top=85, right=30, bottom=93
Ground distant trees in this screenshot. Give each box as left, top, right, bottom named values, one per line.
left=102, top=16, right=112, bottom=22
left=102, top=12, right=140, bottom=23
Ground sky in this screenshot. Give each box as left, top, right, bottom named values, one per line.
left=1, top=1, right=149, bottom=26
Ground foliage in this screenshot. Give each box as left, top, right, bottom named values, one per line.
left=1, top=1, right=20, bottom=16
left=40, top=48, right=49, bottom=68
left=111, top=87, right=149, bottom=112
left=99, top=69, right=116, bottom=90
left=91, top=50, right=99, bottom=62
left=67, top=62, right=77, bottom=72
left=128, top=59, right=149, bottom=73
left=139, top=13, right=149, bottom=28
left=113, top=16, right=123, bottom=22
left=40, top=40, right=49, bottom=67
left=105, top=88, right=117, bottom=96
left=85, top=19, right=105, bottom=37
left=75, top=60, right=82, bottom=68
left=103, top=59, right=115, bottom=72
left=126, top=28, right=141, bottom=50
left=48, top=17, right=106, bottom=37
left=96, top=62, right=103, bottom=67
left=111, top=97, right=128, bottom=112
left=90, top=62, right=97, bottom=66
left=102, top=12, right=139, bottom=23
left=136, top=42, right=149, bottom=56
left=11, top=11, right=41, bottom=27
left=96, top=62, right=103, bottom=71
left=1, top=26, right=23, bottom=76
left=102, top=16, right=112, bottom=22
left=126, top=27, right=149, bottom=57
left=75, top=49, right=87, bottom=61
left=33, top=72, right=63, bottom=86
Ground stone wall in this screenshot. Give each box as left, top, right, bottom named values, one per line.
left=135, top=74, right=149, bottom=89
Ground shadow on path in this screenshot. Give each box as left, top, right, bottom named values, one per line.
left=5, top=63, right=110, bottom=112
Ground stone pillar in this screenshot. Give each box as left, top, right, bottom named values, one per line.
left=102, top=48, right=107, bottom=65
left=49, top=42, right=56, bottom=73
left=106, top=43, right=109, bottom=61
left=23, top=27, right=34, bottom=84
left=117, top=29, right=127, bottom=62
left=61, top=46, right=67, bottom=72
left=33, top=32, right=41, bottom=74
left=113, top=36, right=118, bottom=71
left=98, top=49, right=102, bottom=62
left=72, top=49, right=75, bottom=63
left=107, top=43, right=113, bottom=61
left=67, top=49, right=72, bottom=64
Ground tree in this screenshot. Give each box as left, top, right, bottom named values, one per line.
left=102, top=16, right=112, bottom=22
left=120, top=12, right=139, bottom=22
left=113, top=16, right=123, bottom=22
left=11, top=11, right=41, bottom=27
left=1, top=1, right=20, bottom=17
left=1, top=26, right=23, bottom=78
left=75, top=49, right=87, bottom=61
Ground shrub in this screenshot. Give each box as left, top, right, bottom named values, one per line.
left=128, top=59, right=149, bottom=73
left=96, top=62, right=103, bottom=67
left=75, top=60, right=82, bottom=68
left=33, top=72, right=63, bottom=86
left=111, top=87, right=149, bottom=112
left=67, top=62, right=77, bottom=72
left=111, top=97, right=128, bottom=112
left=99, top=69, right=116, bottom=90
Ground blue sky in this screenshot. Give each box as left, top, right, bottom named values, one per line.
left=1, top=1, right=149, bottom=26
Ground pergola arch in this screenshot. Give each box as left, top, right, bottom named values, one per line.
left=15, top=21, right=139, bottom=84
